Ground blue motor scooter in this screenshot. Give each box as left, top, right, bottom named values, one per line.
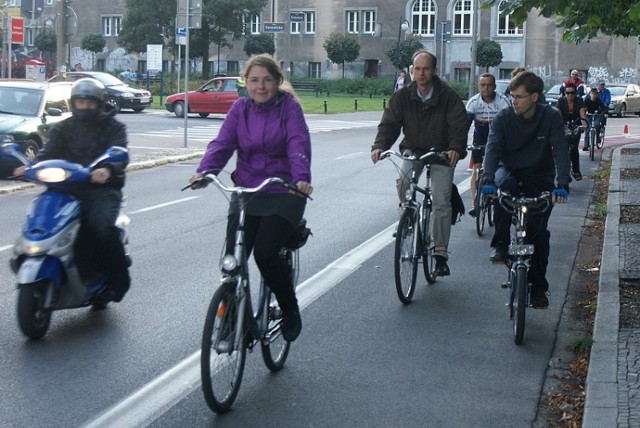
left=1, top=143, right=131, bottom=340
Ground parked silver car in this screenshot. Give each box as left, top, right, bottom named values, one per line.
left=607, top=84, right=640, bottom=117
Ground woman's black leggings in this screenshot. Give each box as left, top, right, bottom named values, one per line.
left=225, top=214, right=298, bottom=312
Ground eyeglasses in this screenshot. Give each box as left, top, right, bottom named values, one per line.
left=509, top=94, right=532, bottom=100
left=565, top=91, right=576, bottom=95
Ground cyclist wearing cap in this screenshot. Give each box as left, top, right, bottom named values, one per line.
left=596, top=79, right=611, bottom=111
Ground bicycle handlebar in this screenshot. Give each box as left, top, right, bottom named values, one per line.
left=379, top=149, right=449, bottom=166
left=182, top=173, right=313, bottom=200
left=497, top=191, right=552, bottom=215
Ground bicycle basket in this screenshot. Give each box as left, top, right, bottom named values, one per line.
left=285, top=218, right=312, bottom=250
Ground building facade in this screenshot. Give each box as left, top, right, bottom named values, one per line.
left=3, top=0, right=640, bottom=86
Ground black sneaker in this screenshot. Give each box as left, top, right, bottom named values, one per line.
left=530, top=291, right=549, bottom=309
left=468, top=208, right=477, bottom=218
left=582, top=146, right=589, bottom=152
left=434, top=256, right=450, bottom=276
left=282, top=309, right=302, bottom=342
left=490, top=247, right=507, bottom=263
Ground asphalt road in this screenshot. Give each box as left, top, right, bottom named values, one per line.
left=0, top=111, right=637, bottom=427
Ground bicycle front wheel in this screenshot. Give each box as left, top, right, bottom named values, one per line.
left=201, top=282, right=247, bottom=414
left=589, top=128, right=596, bottom=161
left=597, top=127, right=605, bottom=149
left=512, top=265, right=528, bottom=346
left=475, top=190, right=486, bottom=236
left=421, top=206, right=437, bottom=284
left=394, top=208, right=418, bottom=304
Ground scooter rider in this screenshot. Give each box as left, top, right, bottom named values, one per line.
left=13, top=78, right=131, bottom=302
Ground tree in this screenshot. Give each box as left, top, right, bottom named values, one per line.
left=475, top=39, right=503, bottom=72
left=385, top=34, right=424, bottom=71
left=244, top=34, right=275, bottom=56
left=323, top=33, right=360, bottom=78
left=34, top=29, right=56, bottom=56
left=118, top=0, right=176, bottom=53
left=486, top=0, right=640, bottom=43
left=81, top=34, right=106, bottom=70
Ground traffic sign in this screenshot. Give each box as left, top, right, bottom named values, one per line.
left=290, top=12, right=305, bottom=23
left=176, top=27, right=186, bottom=36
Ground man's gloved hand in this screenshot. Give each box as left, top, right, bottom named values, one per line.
left=481, top=183, right=497, bottom=196
left=552, top=187, right=569, bottom=204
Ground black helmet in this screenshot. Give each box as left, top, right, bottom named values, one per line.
left=70, top=78, right=106, bottom=122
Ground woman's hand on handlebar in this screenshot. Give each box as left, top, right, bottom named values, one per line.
left=295, top=180, right=313, bottom=197
left=187, top=173, right=209, bottom=190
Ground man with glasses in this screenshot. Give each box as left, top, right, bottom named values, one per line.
left=481, top=71, right=570, bottom=308
left=560, top=69, right=586, bottom=97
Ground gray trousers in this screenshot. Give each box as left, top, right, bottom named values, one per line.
left=397, top=154, right=453, bottom=260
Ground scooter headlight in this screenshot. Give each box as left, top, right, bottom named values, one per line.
left=36, top=167, right=70, bottom=183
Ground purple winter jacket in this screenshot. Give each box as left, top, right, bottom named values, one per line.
left=197, top=92, right=312, bottom=191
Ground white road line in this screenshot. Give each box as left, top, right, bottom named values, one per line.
left=80, top=224, right=397, bottom=428
left=127, top=196, right=200, bottom=215
left=336, top=152, right=365, bottom=160
left=0, top=244, right=13, bottom=253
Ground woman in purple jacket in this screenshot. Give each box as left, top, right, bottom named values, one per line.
left=189, top=54, right=312, bottom=342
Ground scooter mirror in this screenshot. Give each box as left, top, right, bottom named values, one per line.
left=89, top=146, right=129, bottom=169
left=0, top=143, right=31, bottom=166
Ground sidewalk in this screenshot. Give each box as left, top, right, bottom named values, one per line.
left=583, top=143, right=640, bottom=427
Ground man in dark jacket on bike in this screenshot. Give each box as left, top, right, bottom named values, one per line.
left=14, top=78, right=130, bottom=303
left=371, top=49, right=468, bottom=276
left=481, top=71, right=570, bottom=308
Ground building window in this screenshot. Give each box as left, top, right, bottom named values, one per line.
left=346, top=11, right=359, bottom=34
left=250, top=14, right=260, bottom=34
left=305, top=11, right=316, bottom=34
left=453, top=0, right=473, bottom=35
left=497, top=2, right=523, bottom=36
left=363, top=11, right=376, bottom=34
left=411, top=0, right=436, bottom=36
left=455, top=67, right=470, bottom=83
left=46, top=0, right=53, bottom=4
left=26, top=28, right=34, bottom=46
left=290, top=11, right=315, bottom=35
left=96, top=59, right=105, bottom=71
left=102, top=16, right=121, bottom=37
left=227, top=61, right=239, bottom=74
left=309, top=62, right=321, bottom=78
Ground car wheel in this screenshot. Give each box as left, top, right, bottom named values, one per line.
left=198, top=113, right=210, bottom=118
left=22, top=139, right=40, bottom=162
left=619, top=104, right=627, bottom=118
left=132, top=107, right=145, bottom=113
left=106, top=97, right=121, bottom=113
left=173, top=101, right=185, bottom=118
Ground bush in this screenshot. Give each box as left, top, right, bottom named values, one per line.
left=447, top=81, right=470, bottom=102
left=289, top=77, right=394, bottom=97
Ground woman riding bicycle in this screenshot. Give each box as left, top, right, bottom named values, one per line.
left=555, top=82, right=587, bottom=181
left=188, top=54, right=313, bottom=342
left=583, top=88, right=607, bottom=153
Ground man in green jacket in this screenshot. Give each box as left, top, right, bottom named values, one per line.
left=371, top=49, right=468, bottom=276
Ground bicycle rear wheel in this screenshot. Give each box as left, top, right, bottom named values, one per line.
left=475, top=189, right=486, bottom=236
left=512, top=265, right=528, bottom=345
left=261, top=249, right=296, bottom=371
left=201, top=282, right=246, bottom=414
left=589, top=128, right=596, bottom=161
left=394, top=208, right=418, bottom=304
left=421, top=207, right=437, bottom=284
left=487, top=199, right=494, bottom=227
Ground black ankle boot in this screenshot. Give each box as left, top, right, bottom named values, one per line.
left=282, top=308, right=302, bottom=342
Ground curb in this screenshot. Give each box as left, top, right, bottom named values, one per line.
left=582, top=146, right=621, bottom=427
left=0, top=151, right=205, bottom=195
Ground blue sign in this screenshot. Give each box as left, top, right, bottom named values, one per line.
left=176, top=27, right=187, bottom=36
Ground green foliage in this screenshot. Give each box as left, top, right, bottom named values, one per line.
left=81, top=34, right=106, bottom=54
left=568, top=336, right=593, bottom=355
left=447, top=81, right=471, bottom=102
left=35, top=29, right=56, bottom=54
left=118, top=0, right=175, bottom=53
left=244, top=34, right=276, bottom=56
left=476, top=39, right=503, bottom=71
left=385, top=34, right=424, bottom=71
left=485, top=0, right=640, bottom=43
left=323, top=33, right=361, bottom=78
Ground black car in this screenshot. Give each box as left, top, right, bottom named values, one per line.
left=48, top=71, right=152, bottom=113
left=0, top=80, right=73, bottom=162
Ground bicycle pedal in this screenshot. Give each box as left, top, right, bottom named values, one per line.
left=270, top=306, right=283, bottom=320
left=500, top=282, right=509, bottom=289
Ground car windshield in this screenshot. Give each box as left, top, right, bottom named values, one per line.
left=609, top=86, right=626, bottom=96
left=0, top=87, right=43, bottom=116
left=546, top=84, right=562, bottom=96
left=89, top=73, right=127, bottom=87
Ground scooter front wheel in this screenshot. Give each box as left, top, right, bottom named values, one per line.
left=17, top=282, right=52, bottom=340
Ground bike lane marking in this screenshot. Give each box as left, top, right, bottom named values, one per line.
left=80, top=175, right=472, bottom=428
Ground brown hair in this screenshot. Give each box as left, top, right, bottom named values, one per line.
left=509, top=71, right=543, bottom=95
left=241, top=54, right=297, bottom=98
left=411, top=49, right=438, bottom=68
left=510, top=67, right=526, bottom=79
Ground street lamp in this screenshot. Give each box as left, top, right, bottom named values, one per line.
left=392, top=19, right=410, bottom=91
